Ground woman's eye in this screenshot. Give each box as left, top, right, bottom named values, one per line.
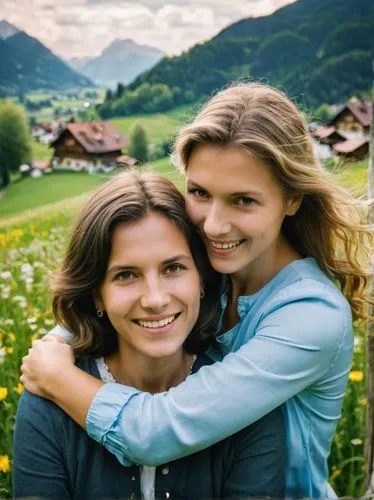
left=188, top=188, right=208, bottom=199
left=115, top=271, right=135, bottom=281
left=235, top=196, right=255, bottom=207
left=164, top=264, right=186, bottom=274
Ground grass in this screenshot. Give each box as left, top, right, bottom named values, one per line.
left=30, top=139, right=53, bottom=161
left=335, top=159, right=368, bottom=198
left=110, top=103, right=196, bottom=144
left=0, top=171, right=112, bottom=220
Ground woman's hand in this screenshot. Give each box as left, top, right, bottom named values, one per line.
left=20, top=337, right=74, bottom=400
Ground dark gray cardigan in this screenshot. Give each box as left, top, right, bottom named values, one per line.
left=13, top=355, right=286, bottom=499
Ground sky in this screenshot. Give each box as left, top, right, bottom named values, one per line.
left=0, top=0, right=295, bottom=60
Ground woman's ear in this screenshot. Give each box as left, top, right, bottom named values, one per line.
left=286, top=196, right=303, bottom=216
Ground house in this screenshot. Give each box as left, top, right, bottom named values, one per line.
left=312, top=126, right=345, bottom=147
left=329, top=100, right=372, bottom=136
left=333, top=137, right=369, bottom=163
left=50, top=121, right=129, bottom=172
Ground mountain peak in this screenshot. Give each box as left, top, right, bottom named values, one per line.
left=100, top=38, right=164, bottom=58
left=0, top=20, right=20, bottom=39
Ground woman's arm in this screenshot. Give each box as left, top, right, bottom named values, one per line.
left=13, top=392, right=72, bottom=499
left=22, top=292, right=352, bottom=467
left=222, top=406, right=286, bottom=498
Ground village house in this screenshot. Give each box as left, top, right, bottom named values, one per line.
left=333, top=137, right=369, bottom=163
left=50, top=121, right=129, bottom=172
left=311, top=99, right=371, bottom=163
left=328, top=100, right=372, bottom=137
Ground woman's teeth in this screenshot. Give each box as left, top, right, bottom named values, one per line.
left=136, top=315, right=176, bottom=329
left=210, top=240, right=242, bottom=249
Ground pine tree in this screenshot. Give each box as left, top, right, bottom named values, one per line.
left=129, top=123, right=148, bottom=164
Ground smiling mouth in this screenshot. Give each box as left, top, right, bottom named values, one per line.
left=209, top=239, right=245, bottom=250
left=134, top=313, right=180, bottom=329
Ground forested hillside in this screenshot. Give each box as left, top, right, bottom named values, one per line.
left=99, top=0, right=373, bottom=117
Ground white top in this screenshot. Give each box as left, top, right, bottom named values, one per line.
left=95, top=357, right=156, bottom=500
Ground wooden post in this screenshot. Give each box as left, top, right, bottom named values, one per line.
left=365, top=59, right=374, bottom=496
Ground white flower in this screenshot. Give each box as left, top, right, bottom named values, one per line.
left=20, top=263, right=34, bottom=277
left=0, top=348, right=5, bottom=365
left=3, top=319, right=14, bottom=326
left=27, top=317, right=37, bottom=324
left=351, top=438, right=362, bottom=446
left=0, top=271, right=12, bottom=280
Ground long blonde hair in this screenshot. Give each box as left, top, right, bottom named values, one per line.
left=174, top=82, right=372, bottom=321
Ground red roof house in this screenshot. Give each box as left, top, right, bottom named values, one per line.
left=50, top=121, right=129, bottom=169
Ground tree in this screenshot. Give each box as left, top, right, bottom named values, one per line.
left=128, top=123, right=148, bottom=164
left=0, top=101, right=31, bottom=188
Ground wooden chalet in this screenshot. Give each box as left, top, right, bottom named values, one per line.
left=333, top=137, right=369, bottom=163
left=312, top=126, right=345, bottom=147
left=50, top=121, right=129, bottom=170
left=329, top=100, right=372, bottom=134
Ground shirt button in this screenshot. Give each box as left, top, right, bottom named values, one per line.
left=161, top=466, right=170, bottom=475
left=165, top=493, right=170, bottom=499
left=131, top=475, right=136, bottom=480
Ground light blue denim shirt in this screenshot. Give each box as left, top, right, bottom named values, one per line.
left=52, top=257, right=353, bottom=499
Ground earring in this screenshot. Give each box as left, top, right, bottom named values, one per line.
left=200, top=287, right=205, bottom=299
left=96, top=308, right=104, bottom=318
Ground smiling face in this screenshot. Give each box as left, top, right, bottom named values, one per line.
left=97, top=212, right=201, bottom=361
left=185, top=143, right=301, bottom=288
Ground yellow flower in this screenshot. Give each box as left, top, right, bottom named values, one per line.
left=8, top=333, right=16, bottom=342
left=15, top=383, right=24, bottom=395
left=0, top=387, right=8, bottom=401
left=6, top=347, right=13, bottom=354
left=330, top=468, right=341, bottom=480
left=349, top=370, right=364, bottom=382
left=360, top=397, right=368, bottom=406
left=0, top=455, right=10, bottom=473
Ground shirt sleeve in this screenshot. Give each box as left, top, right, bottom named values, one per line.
left=13, top=391, right=72, bottom=499
left=222, top=406, right=286, bottom=498
left=47, top=325, right=75, bottom=343
left=86, top=290, right=351, bottom=467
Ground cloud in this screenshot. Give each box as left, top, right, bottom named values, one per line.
left=0, top=0, right=295, bottom=58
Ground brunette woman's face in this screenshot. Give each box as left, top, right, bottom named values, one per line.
left=185, top=144, right=300, bottom=281
left=98, top=212, right=201, bottom=359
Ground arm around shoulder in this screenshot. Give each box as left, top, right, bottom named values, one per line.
left=83, top=284, right=353, bottom=466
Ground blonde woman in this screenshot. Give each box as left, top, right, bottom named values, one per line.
left=21, top=82, right=371, bottom=499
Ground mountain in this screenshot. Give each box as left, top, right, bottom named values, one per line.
left=70, top=38, right=164, bottom=89
left=0, top=20, right=20, bottom=39
left=0, top=31, right=93, bottom=95
left=100, top=0, right=373, bottom=116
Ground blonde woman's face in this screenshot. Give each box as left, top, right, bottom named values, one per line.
left=98, top=212, right=201, bottom=360
left=185, top=144, right=300, bottom=285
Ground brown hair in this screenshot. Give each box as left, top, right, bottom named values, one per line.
left=174, top=82, right=372, bottom=321
left=52, top=170, right=221, bottom=356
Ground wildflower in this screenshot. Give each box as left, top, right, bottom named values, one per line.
left=330, top=468, right=341, bottom=480
left=0, top=455, right=10, bottom=473
left=351, top=438, right=363, bottom=446
left=349, top=370, right=364, bottom=382
left=15, top=383, right=24, bottom=395
left=0, top=387, right=8, bottom=401
left=20, top=263, right=33, bottom=277
left=0, top=348, right=5, bottom=365
left=0, top=271, right=12, bottom=280
left=6, top=347, right=13, bottom=354
left=360, top=397, right=368, bottom=406
left=8, top=333, right=16, bottom=342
